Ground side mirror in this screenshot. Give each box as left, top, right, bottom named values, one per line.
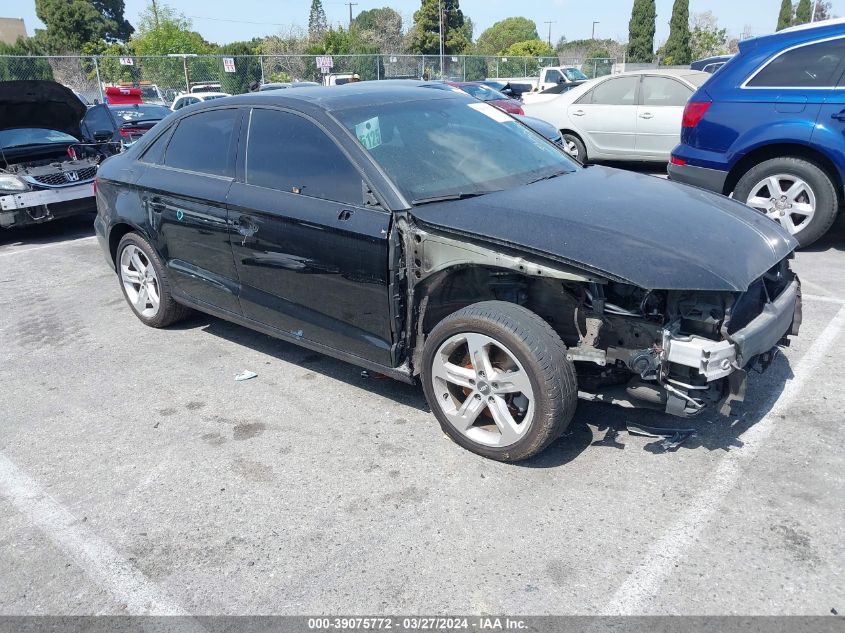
left=557, top=77, right=566, bottom=84
left=93, top=130, right=113, bottom=143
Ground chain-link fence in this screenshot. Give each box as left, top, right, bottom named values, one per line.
left=0, top=54, right=625, bottom=105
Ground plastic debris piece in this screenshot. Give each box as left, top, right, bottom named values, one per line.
left=626, top=422, right=696, bottom=452
left=234, top=370, right=258, bottom=382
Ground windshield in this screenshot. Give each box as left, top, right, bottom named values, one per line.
left=562, top=68, right=589, bottom=81
left=109, top=104, right=171, bottom=123
left=335, top=97, right=576, bottom=203
left=0, top=128, right=78, bottom=149
left=458, top=83, right=507, bottom=101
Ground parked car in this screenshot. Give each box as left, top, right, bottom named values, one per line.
left=690, top=55, right=734, bottom=73
left=524, top=69, right=710, bottom=163
left=81, top=103, right=171, bottom=145
left=480, top=80, right=532, bottom=100
left=171, top=92, right=231, bottom=111
left=495, top=67, right=589, bottom=93
left=94, top=84, right=801, bottom=462
left=0, top=80, right=116, bottom=229
left=447, top=82, right=524, bottom=114
left=669, top=19, right=845, bottom=246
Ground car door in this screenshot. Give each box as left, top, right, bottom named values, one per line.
left=136, top=107, right=243, bottom=314
left=227, top=107, right=394, bottom=366
left=634, top=75, right=693, bottom=159
left=567, top=75, right=640, bottom=158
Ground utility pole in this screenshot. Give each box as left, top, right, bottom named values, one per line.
left=592, top=21, right=600, bottom=39
left=439, top=0, right=444, bottom=79
left=346, top=2, right=358, bottom=28
left=543, top=21, right=556, bottom=48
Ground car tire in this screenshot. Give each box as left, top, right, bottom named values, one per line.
left=116, top=232, right=191, bottom=328
left=562, top=133, right=587, bottom=163
left=734, top=157, right=839, bottom=247
left=421, top=301, right=578, bottom=462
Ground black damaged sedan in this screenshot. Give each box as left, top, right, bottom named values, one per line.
left=94, top=84, right=801, bottom=462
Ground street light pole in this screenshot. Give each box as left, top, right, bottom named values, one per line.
left=592, top=21, right=600, bottom=39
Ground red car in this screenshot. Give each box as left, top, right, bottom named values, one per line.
left=446, top=81, right=524, bottom=115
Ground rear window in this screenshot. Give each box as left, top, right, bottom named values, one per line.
left=747, top=38, right=845, bottom=88
left=164, top=109, right=238, bottom=177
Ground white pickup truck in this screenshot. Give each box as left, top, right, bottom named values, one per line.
left=494, top=66, right=590, bottom=93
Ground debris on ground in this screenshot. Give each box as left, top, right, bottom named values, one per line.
left=626, top=422, right=696, bottom=451
left=234, top=370, right=258, bottom=382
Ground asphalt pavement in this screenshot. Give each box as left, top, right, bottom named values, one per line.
left=0, top=211, right=843, bottom=616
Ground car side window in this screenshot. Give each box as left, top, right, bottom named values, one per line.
left=245, top=108, right=362, bottom=205
left=587, top=76, right=639, bottom=105
left=140, top=127, right=172, bottom=165
left=545, top=70, right=562, bottom=83
left=748, top=38, right=845, bottom=88
left=163, top=108, right=238, bottom=177
left=640, top=77, right=692, bottom=107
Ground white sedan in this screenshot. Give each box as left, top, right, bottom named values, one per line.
left=170, top=92, right=231, bottom=111
left=523, top=69, right=710, bottom=163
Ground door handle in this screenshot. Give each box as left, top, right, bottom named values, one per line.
left=639, top=112, right=654, bottom=119
left=571, top=109, right=586, bottom=117
left=831, top=109, right=845, bottom=122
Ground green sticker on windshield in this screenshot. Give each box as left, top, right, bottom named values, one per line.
left=355, top=117, right=382, bottom=150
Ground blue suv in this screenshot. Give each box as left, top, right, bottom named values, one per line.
left=669, top=20, right=845, bottom=246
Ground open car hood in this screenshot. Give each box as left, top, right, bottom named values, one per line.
left=0, top=80, right=86, bottom=140
left=410, top=166, right=797, bottom=292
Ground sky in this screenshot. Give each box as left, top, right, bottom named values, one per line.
left=9, top=0, right=845, bottom=48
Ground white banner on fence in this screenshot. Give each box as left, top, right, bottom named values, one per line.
left=316, top=55, right=333, bottom=69
left=119, top=57, right=134, bottom=66
left=223, top=57, right=236, bottom=73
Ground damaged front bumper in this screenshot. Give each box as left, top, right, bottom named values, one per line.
left=661, top=278, right=801, bottom=417
left=0, top=183, right=96, bottom=228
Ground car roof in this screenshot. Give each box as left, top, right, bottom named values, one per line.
left=609, top=68, right=711, bottom=85
left=220, top=83, right=466, bottom=112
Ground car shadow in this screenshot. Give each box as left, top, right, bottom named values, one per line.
left=799, top=215, right=845, bottom=253
left=180, top=312, right=430, bottom=412
left=0, top=213, right=96, bottom=248
left=517, top=353, right=794, bottom=469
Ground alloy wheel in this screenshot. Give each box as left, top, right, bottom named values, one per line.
left=430, top=332, right=535, bottom=448
left=119, top=244, right=161, bottom=318
left=745, top=174, right=816, bottom=236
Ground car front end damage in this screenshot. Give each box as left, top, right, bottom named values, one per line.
left=566, top=258, right=801, bottom=418
left=402, top=219, right=801, bottom=420
left=0, top=156, right=100, bottom=229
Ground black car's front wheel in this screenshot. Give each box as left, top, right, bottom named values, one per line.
left=421, top=301, right=578, bottom=462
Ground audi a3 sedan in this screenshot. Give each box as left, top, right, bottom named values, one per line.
left=94, top=84, right=801, bottom=462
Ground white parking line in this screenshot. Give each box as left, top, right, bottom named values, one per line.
left=0, top=452, right=191, bottom=616
left=606, top=303, right=845, bottom=614
left=0, top=235, right=96, bottom=258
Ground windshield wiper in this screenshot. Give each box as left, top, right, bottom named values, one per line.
left=526, top=170, right=570, bottom=185
left=411, top=191, right=492, bottom=205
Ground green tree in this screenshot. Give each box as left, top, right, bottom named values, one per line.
left=794, top=0, right=813, bottom=24
left=408, top=0, right=470, bottom=55
left=34, top=0, right=132, bottom=53
left=660, top=0, right=691, bottom=65
left=777, top=0, right=794, bottom=30
left=0, top=37, right=53, bottom=81
left=502, top=39, right=554, bottom=58
left=351, top=7, right=403, bottom=53
left=130, top=2, right=214, bottom=55
left=475, top=17, right=538, bottom=55
left=309, top=0, right=328, bottom=42
left=689, top=11, right=728, bottom=60
left=219, top=40, right=262, bottom=94
left=628, top=0, right=656, bottom=63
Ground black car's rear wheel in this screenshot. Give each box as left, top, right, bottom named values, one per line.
left=116, top=233, right=191, bottom=328
left=421, top=301, right=577, bottom=462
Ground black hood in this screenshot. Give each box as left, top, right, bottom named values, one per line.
left=0, top=80, right=87, bottom=140
left=410, top=166, right=797, bottom=292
